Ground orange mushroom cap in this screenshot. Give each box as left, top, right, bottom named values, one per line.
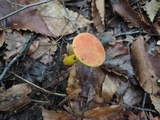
left=72, top=33, right=106, bottom=67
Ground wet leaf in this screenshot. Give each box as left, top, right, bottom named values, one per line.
left=131, top=36, right=160, bottom=94
left=0, top=83, right=31, bottom=111
left=144, top=0, right=160, bottom=22
left=91, top=0, right=105, bottom=32
left=110, top=0, right=150, bottom=32
left=0, top=0, right=53, bottom=36
left=42, top=108, right=74, bottom=120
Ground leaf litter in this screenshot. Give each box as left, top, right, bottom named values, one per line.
left=0, top=0, right=160, bottom=119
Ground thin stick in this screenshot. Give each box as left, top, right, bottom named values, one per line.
left=13, top=73, right=66, bottom=97
left=0, top=33, right=38, bottom=87
left=120, top=103, right=157, bottom=113
left=61, top=0, right=80, bottom=34
left=0, top=0, right=51, bottom=21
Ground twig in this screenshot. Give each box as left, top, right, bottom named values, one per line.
left=61, top=0, right=80, bottom=34
left=13, top=73, right=66, bottom=97
left=114, top=29, right=142, bottom=37
left=0, top=0, right=51, bottom=21
left=120, top=103, right=157, bottom=113
left=142, top=92, right=147, bottom=108
left=0, top=32, right=38, bottom=87
left=6, top=0, right=25, bottom=7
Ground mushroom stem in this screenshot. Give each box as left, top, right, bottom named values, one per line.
left=63, top=54, right=79, bottom=65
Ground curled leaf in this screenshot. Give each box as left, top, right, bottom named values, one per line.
left=131, top=36, right=160, bottom=94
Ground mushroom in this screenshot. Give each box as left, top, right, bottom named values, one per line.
left=63, top=33, right=106, bottom=67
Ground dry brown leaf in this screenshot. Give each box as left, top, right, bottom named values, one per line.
left=144, top=0, right=160, bottom=22
left=59, top=64, right=82, bottom=106
left=30, top=36, right=57, bottom=64
left=4, top=31, right=57, bottom=64
left=150, top=94, right=160, bottom=114
left=58, top=88, right=82, bottom=106
left=0, top=0, right=53, bottom=37
left=0, top=31, right=5, bottom=47
left=4, top=31, right=39, bottom=61
left=131, top=36, right=160, bottom=94
left=84, top=105, right=121, bottom=119
left=66, top=64, right=81, bottom=94
left=38, top=0, right=92, bottom=37
left=101, top=73, right=120, bottom=101
left=42, top=108, right=74, bottom=120
left=110, top=0, right=150, bottom=32
left=0, top=83, right=31, bottom=111
left=92, top=0, right=105, bottom=32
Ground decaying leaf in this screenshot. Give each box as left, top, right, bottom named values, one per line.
left=96, top=32, right=116, bottom=46
left=149, top=55, right=160, bottom=78
left=4, top=31, right=39, bottom=61
left=144, top=0, right=160, bottom=22
left=30, top=36, right=57, bottom=64
left=110, top=0, right=150, bottom=32
left=131, top=36, right=160, bottom=94
left=154, top=18, right=160, bottom=35
left=42, top=108, right=74, bottom=120
left=76, top=62, right=105, bottom=97
left=66, top=64, right=81, bottom=94
left=38, top=0, right=92, bottom=37
left=150, top=94, right=160, bottom=113
left=91, top=0, right=105, bottom=32
left=0, top=31, right=5, bottom=47
left=101, top=73, right=120, bottom=101
left=103, top=54, right=134, bottom=78
left=0, top=83, right=31, bottom=111
left=4, top=31, right=57, bottom=64
left=0, top=0, right=53, bottom=37
left=123, top=87, right=142, bottom=105
left=84, top=105, right=121, bottom=119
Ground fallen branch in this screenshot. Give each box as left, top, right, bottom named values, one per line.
left=0, top=32, right=38, bottom=88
